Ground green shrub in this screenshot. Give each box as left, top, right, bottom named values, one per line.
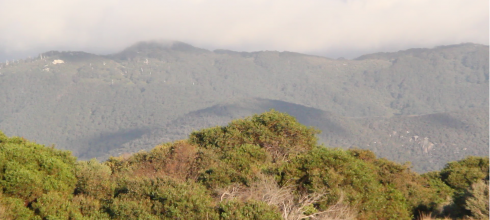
left=0, top=111, right=487, bottom=220
left=75, top=159, right=114, bottom=200
left=438, top=156, right=489, bottom=217
left=440, top=156, right=489, bottom=191
left=31, top=191, right=83, bottom=220
left=106, top=198, right=157, bottom=220
left=190, top=110, right=319, bottom=161
left=71, top=195, right=111, bottom=219
left=198, top=144, right=271, bottom=188
left=282, top=147, right=412, bottom=220
left=0, top=133, right=77, bottom=203
left=0, top=193, right=39, bottom=220
left=218, top=199, right=281, bottom=220
left=111, top=176, right=218, bottom=219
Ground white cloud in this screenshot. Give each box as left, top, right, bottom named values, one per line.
left=0, top=0, right=487, bottom=60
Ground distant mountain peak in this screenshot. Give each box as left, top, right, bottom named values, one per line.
left=355, top=43, right=489, bottom=61
left=110, top=40, right=210, bottom=60
left=125, top=40, right=209, bottom=52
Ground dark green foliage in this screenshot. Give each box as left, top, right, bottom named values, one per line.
left=221, top=144, right=269, bottom=173
left=109, top=177, right=217, bottom=219
left=351, top=150, right=455, bottom=217
left=105, top=198, right=156, bottom=220
left=188, top=111, right=319, bottom=189
left=0, top=131, right=77, bottom=203
left=75, top=159, right=114, bottom=200
left=435, top=156, right=490, bottom=218
left=440, top=156, right=489, bottom=191
left=71, top=195, right=111, bottom=219
left=0, top=193, right=39, bottom=220
left=190, top=110, right=319, bottom=161
left=194, top=143, right=272, bottom=189
left=0, top=131, right=82, bottom=219
left=31, top=192, right=84, bottom=220
left=218, top=199, right=282, bottom=220
left=0, top=110, right=488, bottom=219
left=281, top=147, right=413, bottom=219
left=376, top=161, right=451, bottom=217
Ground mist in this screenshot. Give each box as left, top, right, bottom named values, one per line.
left=0, top=0, right=487, bottom=61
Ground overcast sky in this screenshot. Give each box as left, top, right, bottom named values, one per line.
left=0, top=0, right=488, bottom=61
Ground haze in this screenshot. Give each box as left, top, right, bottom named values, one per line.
left=0, top=0, right=488, bottom=61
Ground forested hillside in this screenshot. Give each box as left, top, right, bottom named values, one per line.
left=0, top=41, right=487, bottom=172
left=0, top=111, right=488, bottom=219
left=115, top=98, right=488, bottom=172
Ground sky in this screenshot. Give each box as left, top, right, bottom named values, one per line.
left=0, top=0, right=488, bottom=61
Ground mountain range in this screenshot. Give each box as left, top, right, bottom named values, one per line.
left=0, top=41, right=487, bottom=172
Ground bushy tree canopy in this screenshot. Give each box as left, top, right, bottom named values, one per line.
left=0, top=111, right=487, bottom=219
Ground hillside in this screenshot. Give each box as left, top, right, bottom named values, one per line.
left=0, top=111, right=488, bottom=220
left=0, top=41, right=487, bottom=172
left=113, top=98, right=488, bottom=172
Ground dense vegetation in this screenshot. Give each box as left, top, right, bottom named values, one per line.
left=0, top=111, right=488, bottom=219
left=0, top=42, right=487, bottom=172
left=118, top=98, right=488, bottom=173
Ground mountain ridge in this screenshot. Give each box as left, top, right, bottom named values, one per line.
left=0, top=41, right=487, bottom=172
